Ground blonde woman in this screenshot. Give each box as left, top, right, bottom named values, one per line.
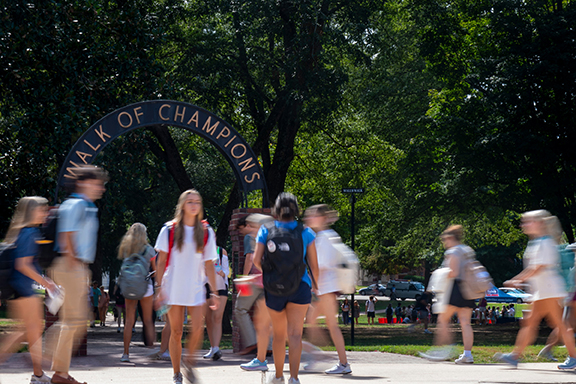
left=304, top=204, right=351, bottom=374
left=494, top=210, right=576, bottom=370
left=154, top=190, right=219, bottom=384
left=117, top=223, right=156, bottom=362
left=0, top=197, right=56, bottom=384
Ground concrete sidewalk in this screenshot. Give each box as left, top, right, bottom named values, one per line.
left=2, top=321, right=576, bottom=384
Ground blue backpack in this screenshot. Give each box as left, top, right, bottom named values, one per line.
left=118, top=248, right=150, bottom=300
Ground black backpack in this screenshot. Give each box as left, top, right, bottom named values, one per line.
left=261, top=222, right=305, bottom=296
left=38, top=206, right=60, bottom=269
left=0, top=243, right=16, bottom=300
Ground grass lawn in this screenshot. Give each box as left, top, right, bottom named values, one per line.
left=310, top=320, right=564, bottom=364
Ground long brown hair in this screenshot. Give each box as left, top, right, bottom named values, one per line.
left=4, top=196, right=48, bottom=244
left=173, top=189, right=205, bottom=252
left=117, top=223, right=149, bottom=260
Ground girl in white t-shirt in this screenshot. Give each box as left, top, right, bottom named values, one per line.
left=303, top=204, right=351, bottom=375
left=154, top=190, right=219, bottom=384
left=494, top=210, right=576, bottom=370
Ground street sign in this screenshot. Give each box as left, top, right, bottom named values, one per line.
left=342, top=188, right=364, bottom=193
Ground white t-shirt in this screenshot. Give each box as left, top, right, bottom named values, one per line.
left=523, top=236, right=566, bottom=301
left=213, top=250, right=230, bottom=291
left=366, top=299, right=376, bottom=312
left=315, top=229, right=340, bottom=296
left=155, top=224, right=217, bottom=306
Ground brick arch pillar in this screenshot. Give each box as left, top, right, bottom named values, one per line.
left=229, top=207, right=271, bottom=352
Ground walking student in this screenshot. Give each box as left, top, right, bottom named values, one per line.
left=117, top=223, right=157, bottom=363
left=203, top=246, right=230, bottom=361
left=0, top=196, right=57, bottom=383
left=238, top=214, right=274, bottom=372
left=154, top=189, right=219, bottom=384
left=253, top=192, right=319, bottom=384
left=365, top=296, right=377, bottom=325
left=420, top=225, right=476, bottom=364
left=494, top=210, right=576, bottom=370
left=98, top=285, right=109, bottom=327
left=48, top=165, right=107, bottom=384
left=303, top=204, right=351, bottom=374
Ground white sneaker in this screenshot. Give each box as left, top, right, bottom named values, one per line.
left=419, top=345, right=456, bottom=361
left=267, top=374, right=285, bottom=384
left=325, top=362, right=352, bottom=374
left=203, top=348, right=215, bottom=359
left=455, top=354, right=474, bottom=364
left=173, top=372, right=183, bottom=384
left=424, top=329, right=432, bottom=334
left=30, top=372, right=51, bottom=383
left=120, top=354, right=130, bottom=362
left=287, top=378, right=300, bottom=384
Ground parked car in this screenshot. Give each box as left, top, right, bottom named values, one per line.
left=485, top=286, right=531, bottom=303
left=358, top=284, right=386, bottom=296
left=383, top=280, right=425, bottom=301
left=497, top=287, right=532, bottom=303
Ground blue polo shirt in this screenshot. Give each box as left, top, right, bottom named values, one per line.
left=57, top=193, right=99, bottom=264
left=256, top=220, right=316, bottom=287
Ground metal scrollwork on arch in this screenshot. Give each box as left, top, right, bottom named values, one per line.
left=55, top=100, right=268, bottom=207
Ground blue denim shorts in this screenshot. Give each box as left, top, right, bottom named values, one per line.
left=265, top=281, right=312, bottom=312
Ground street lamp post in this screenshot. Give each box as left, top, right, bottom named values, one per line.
left=342, top=188, right=363, bottom=346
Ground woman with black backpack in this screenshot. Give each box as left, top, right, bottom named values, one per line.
left=117, top=223, right=156, bottom=363
left=0, top=196, right=57, bottom=384
left=253, top=193, right=319, bottom=384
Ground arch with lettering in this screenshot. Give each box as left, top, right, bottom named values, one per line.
left=55, top=100, right=268, bottom=207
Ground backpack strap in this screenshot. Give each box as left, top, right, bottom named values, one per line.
left=167, top=220, right=210, bottom=268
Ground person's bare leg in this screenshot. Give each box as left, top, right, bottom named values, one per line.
left=285, top=303, right=309, bottom=381
left=160, top=318, right=171, bottom=354
left=434, top=306, right=456, bottom=346
left=267, top=308, right=288, bottom=379
left=123, top=299, right=137, bottom=355
left=13, top=296, right=44, bottom=376
left=456, top=307, right=473, bottom=351
left=210, top=296, right=228, bottom=349
left=167, top=306, right=185, bottom=374
left=543, top=299, right=576, bottom=357
left=253, top=298, right=272, bottom=362
left=184, top=306, right=205, bottom=365
left=512, top=301, right=545, bottom=357
left=140, top=295, right=155, bottom=348
left=204, top=303, right=214, bottom=347
left=321, top=294, right=348, bottom=364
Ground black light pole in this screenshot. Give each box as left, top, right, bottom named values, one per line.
left=342, top=188, right=363, bottom=346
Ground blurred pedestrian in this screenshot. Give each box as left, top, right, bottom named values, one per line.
left=420, top=225, right=476, bottom=364
left=0, top=196, right=57, bottom=383
left=341, top=298, right=350, bottom=325
left=48, top=165, right=107, bottom=384
left=203, top=246, right=230, bottom=361
left=98, top=286, right=109, bottom=327
left=494, top=210, right=576, bottom=370
left=303, top=204, right=351, bottom=374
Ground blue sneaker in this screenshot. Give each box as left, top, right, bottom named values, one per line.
left=558, top=356, right=576, bottom=370
left=240, top=358, right=268, bottom=371
left=493, top=352, right=519, bottom=368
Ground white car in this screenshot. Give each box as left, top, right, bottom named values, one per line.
left=498, top=287, right=532, bottom=303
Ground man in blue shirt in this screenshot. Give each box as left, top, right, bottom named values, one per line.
left=49, top=165, right=107, bottom=384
